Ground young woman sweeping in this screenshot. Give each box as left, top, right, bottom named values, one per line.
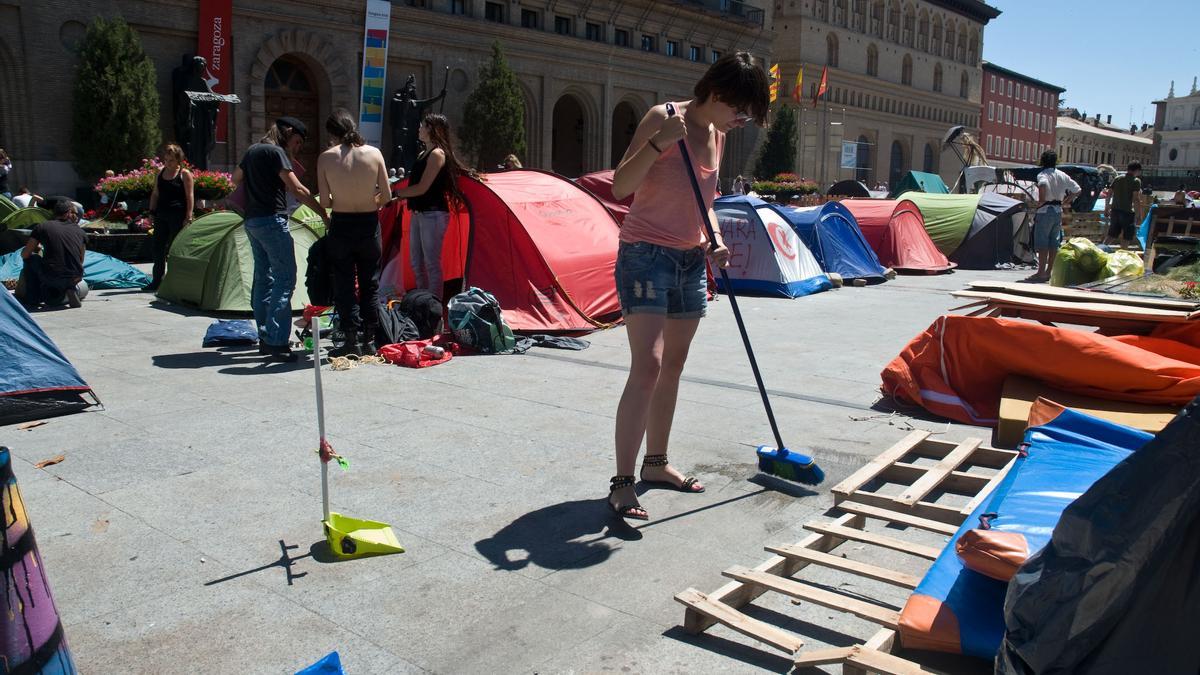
left=607, top=52, right=769, bottom=520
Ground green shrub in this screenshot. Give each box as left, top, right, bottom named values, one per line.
left=460, top=42, right=526, bottom=170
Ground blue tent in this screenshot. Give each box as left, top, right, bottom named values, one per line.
left=712, top=195, right=832, bottom=298
left=0, top=289, right=97, bottom=425
left=0, top=250, right=150, bottom=289
left=780, top=202, right=888, bottom=283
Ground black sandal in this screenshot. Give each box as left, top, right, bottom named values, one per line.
left=608, top=476, right=648, bottom=521
left=640, top=454, right=705, bottom=493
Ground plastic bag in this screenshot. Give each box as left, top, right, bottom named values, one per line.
left=1102, top=249, right=1144, bottom=280
left=1051, top=238, right=1109, bottom=287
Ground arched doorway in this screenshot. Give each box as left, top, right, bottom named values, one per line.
left=610, top=101, right=639, bottom=167
left=264, top=55, right=321, bottom=188
left=855, top=134, right=871, bottom=183
left=923, top=143, right=936, bottom=173
left=889, top=140, right=905, bottom=187
left=552, top=95, right=585, bottom=177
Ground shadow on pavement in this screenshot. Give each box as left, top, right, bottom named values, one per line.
left=661, top=625, right=795, bottom=672
left=475, top=498, right=643, bottom=572
left=151, top=350, right=310, bottom=374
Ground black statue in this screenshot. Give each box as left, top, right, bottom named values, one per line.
left=171, top=55, right=218, bottom=169
left=389, top=74, right=446, bottom=174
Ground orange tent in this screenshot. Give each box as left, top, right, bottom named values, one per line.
left=841, top=199, right=954, bottom=274
left=881, top=316, right=1200, bottom=425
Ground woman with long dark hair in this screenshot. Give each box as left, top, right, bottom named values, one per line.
left=391, top=113, right=469, bottom=299
left=146, top=143, right=194, bottom=290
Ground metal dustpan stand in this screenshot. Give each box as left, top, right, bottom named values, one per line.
left=312, top=314, right=404, bottom=559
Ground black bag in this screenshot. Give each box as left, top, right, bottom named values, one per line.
left=305, top=236, right=334, bottom=307
left=398, top=289, right=443, bottom=339
left=375, top=299, right=421, bottom=345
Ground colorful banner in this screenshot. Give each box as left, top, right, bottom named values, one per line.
left=768, top=63, right=780, bottom=103
left=792, top=66, right=804, bottom=104
left=841, top=140, right=857, bottom=169
left=813, top=66, right=828, bottom=109
left=197, top=0, right=232, bottom=143
left=359, top=0, right=391, bottom=148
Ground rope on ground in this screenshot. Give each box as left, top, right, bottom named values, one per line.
left=328, top=353, right=388, bottom=371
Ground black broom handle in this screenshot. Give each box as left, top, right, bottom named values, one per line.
left=664, top=103, right=786, bottom=452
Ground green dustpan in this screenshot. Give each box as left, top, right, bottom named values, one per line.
left=311, top=312, right=404, bottom=560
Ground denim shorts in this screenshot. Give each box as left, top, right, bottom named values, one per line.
left=1033, top=207, right=1063, bottom=252
left=615, top=241, right=707, bottom=319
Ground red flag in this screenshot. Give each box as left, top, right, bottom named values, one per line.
left=813, top=66, right=828, bottom=109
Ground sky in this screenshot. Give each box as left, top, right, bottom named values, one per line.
left=982, top=0, right=1198, bottom=128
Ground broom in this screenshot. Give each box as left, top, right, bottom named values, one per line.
left=665, top=102, right=824, bottom=486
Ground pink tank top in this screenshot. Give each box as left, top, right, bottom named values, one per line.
left=620, top=118, right=725, bottom=250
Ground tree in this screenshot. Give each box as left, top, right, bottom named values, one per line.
left=70, top=17, right=161, bottom=181
left=753, top=104, right=797, bottom=179
left=460, top=42, right=526, bottom=169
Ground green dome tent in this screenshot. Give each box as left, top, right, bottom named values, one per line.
left=902, top=192, right=1024, bottom=270
left=156, top=210, right=321, bottom=312
left=888, top=171, right=949, bottom=199
left=0, top=207, right=52, bottom=230
left=0, top=195, right=19, bottom=220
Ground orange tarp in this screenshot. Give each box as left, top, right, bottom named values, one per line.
left=881, top=316, right=1200, bottom=425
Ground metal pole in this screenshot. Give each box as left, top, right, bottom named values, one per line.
left=312, top=315, right=330, bottom=523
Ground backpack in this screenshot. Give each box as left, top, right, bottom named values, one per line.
left=375, top=298, right=421, bottom=345
left=399, top=289, right=443, bottom=339
left=447, top=287, right=517, bottom=354
left=305, top=236, right=334, bottom=307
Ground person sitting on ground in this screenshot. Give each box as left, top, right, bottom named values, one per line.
left=316, top=108, right=390, bottom=357
left=231, top=116, right=328, bottom=362
left=1103, top=161, right=1142, bottom=248
left=15, top=200, right=87, bottom=310
left=0, top=149, right=12, bottom=199
left=12, top=186, right=40, bottom=208
left=502, top=154, right=522, bottom=170
left=1029, top=150, right=1081, bottom=283
left=1174, top=184, right=1189, bottom=206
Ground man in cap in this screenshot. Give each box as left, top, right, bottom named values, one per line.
left=231, top=116, right=328, bottom=362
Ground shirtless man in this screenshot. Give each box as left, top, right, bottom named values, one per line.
left=316, top=109, right=391, bottom=356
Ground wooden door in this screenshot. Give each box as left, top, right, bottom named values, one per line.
left=264, top=56, right=320, bottom=189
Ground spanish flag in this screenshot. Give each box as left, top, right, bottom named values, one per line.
left=769, top=63, right=780, bottom=103
left=812, top=65, right=828, bottom=109
left=792, top=66, right=804, bottom=104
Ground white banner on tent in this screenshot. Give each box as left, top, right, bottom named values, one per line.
left=840, top=141, right=857, bottom=169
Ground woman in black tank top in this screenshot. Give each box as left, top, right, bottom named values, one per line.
left=390, top=114, right=468, bottom=299
left=147, top=143, right=194, bottom=290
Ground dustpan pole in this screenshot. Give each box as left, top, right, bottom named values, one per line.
left=312, top=315, right=330, bottom=523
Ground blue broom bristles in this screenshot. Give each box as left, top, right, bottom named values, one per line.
left=756, top=445, right=825, bottom=486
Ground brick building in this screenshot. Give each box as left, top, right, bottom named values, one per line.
left=0, top=0, right=770, bottom=196
left=979, top=61, right=1062, bottom=167
left=772, top=0, right=1001, bottom=189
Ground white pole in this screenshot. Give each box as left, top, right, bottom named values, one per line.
left=312, top=315, right=330, bottom=523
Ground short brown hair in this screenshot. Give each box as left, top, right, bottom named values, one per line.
left=162, top=143, right=185, bottom=163
left=693, top=52, right=770, bottom=125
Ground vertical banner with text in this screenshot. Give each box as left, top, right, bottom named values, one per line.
left=197, top=0, right=232, bottom=143
left=359, top=0, right=391, bottom=148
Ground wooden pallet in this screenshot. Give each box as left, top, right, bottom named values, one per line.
left=676, top=432, right=1017, bottom=673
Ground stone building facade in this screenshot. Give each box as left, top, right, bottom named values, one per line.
left=979, top=61, right=1062, bottom=166
left=1152, top=80, right=1200, bottom=175
left=770, top=0, right=999, bottom=189
left=0, top=0, right=771, bottom=196
left=1055, top=114, right=1153, bottom=170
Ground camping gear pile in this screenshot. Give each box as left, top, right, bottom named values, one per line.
left=1050, top=237, right=1143, bottom=287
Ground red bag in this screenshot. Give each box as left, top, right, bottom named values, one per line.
left=378, top=335, right=457, bottom=368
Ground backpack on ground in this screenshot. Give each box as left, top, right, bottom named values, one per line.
left=305, top=236, right=334, bottom=307
left=447, top=287, right=517, bottom=354
left=399, top=289, right=443, bottom=339
left=375, top=298, right=421, bottom=345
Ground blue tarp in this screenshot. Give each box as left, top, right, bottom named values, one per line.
left=780, top=202, right=888, bottom=283
left=0, top=288, right=93, bottom=425
left=902, top=407, right=1153, bottom=659
left=0, top=250, right=150, bottom=289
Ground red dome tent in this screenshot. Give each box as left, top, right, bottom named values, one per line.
left=379, top=170, right=622, bottom=332
left=576, top=170, right=633, bottom=225
left=840, top=198, right=955, bottom=274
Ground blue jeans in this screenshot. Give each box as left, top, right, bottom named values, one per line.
left=614, top=241, right=707, bottom=319
left=410, top=210, right=450, bottom=297
left=243, top=214, right=296, bottom=347
left=1033, top=206, right=1063, bottom=252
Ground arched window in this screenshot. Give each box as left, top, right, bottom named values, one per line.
left=968, top=30, right=980, bottom=65
left=923, top=143, right=937, bottom=173
left=917, top=10, right=929, bottom=51
left=931, top=16, right=943, bottom=56
left=902, top=54, right=913, bottom=86
left=856, top=134, right=871, bottom=183
left=932, top=63, right=943, bottom=92
left=866, top=44, right=879, bottom=76
left=815, top=0, right=829, bottom=20
left=887, top=4, right=900, bottom=41
left=889, top=140, right=905, bottom=186
left=826, top=32, right=839, bottom=67
left=902, top=4, right=915, bottom=46
left=960, top=71, right=969, bottom=98
left=871, top=0, right=884, bottom=36
left=957, top=28, right=968, bottom=62
left=944, top=20, right=955, bottom=57
left=833, top=0, right=847, bottom=25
